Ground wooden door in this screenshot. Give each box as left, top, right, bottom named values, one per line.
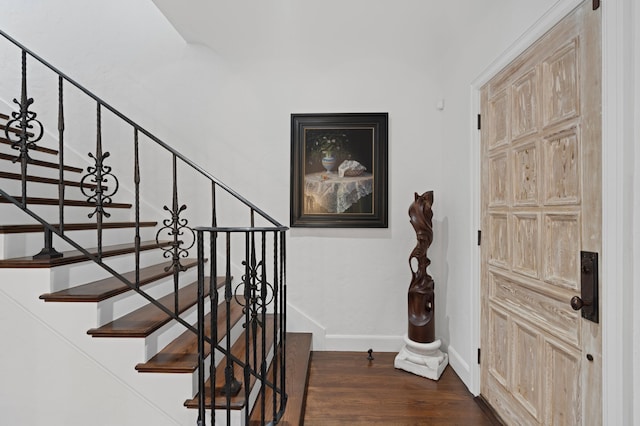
left=479, top=1, right=601, bottom=424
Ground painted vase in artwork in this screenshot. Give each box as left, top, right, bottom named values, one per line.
left=321, top=153, right=337, bottom=172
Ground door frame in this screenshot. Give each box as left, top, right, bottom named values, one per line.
left=468, top=0, right=630, bottom=424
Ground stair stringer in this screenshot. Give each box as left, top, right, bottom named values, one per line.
left=0, top=267, right=200, bottom=426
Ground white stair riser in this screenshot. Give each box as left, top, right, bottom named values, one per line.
left=0, top=226, right=159, bottom=259
left=95, top=266, right=199, bottom=327
left=44, top=249, right=168, bottom=292
left=142, top=282, right=230, bottom=361
left=0, top=177, right=91, bottom=198
left=0, top=202, right=134, bottom=225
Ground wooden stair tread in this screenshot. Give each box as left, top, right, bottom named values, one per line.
left=0, top=122, right=36, bottom=138
left=0, top=152, right=82, bottom=173
left=249, top=332, right=312, bottom=426
left=0, top=221, right=156, bottom=234
left=0, top=135, right=58, bottom=155
left=40, top=259, right=198, bottom=302
left=0, top=195, right=131, bottom=208
left=135, top=298, right=243, bottom=373
left=86, top=276, right=226, bottom=338
left=0, top=171, right=102, bottom=189
left=0, top=240, right=171, bottom=268
left=184, top=316, right=276, bottom=410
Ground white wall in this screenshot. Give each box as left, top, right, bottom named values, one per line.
left=0, top=2, right=637, bottom=424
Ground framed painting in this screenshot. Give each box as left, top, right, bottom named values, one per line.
left=290, top=112, right=388, bottom=228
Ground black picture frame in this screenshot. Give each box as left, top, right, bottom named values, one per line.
left=290, top=112, right=388, bottom=228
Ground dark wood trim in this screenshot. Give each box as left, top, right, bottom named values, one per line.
left=0, top=122, right=35, bottom=138
left=0, top=221, right=156, bottom=234
left=0, top=152, right=83, bottom=173
left=0, top=240, right=171, bottom=268
left=40, top=259, right=199, bottom=302
left=0, top=136, right=58, bottom=155
left=87, top=278, right=212, bottom=338
left=0, top=171, right=97, bottom=189
left=136, top=296, right=241, bottom=373
left=0, top=195, right=131, bottom=208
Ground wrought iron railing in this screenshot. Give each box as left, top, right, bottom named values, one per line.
left=0, top=29, right=287, bottom=425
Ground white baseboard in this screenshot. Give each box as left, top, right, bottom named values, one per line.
left=323, top=334, right=404, bottom=352
left=286, top=302, right=326, bottom=350
left=447, top=344, right=473, bottom=394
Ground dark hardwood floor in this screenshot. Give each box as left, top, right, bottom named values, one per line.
left=303, top=351, right=499, bottom=425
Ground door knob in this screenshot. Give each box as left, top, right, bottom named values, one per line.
left=570, top=295, right=590, bottom=311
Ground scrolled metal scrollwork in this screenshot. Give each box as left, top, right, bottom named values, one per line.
left=7, top=51, right=44, bottom=164
left=155, top=203, right=195, bottom=273
left=234, top=256, right=275, bottom=328
left=80, top=104, right=119, bottom=220
left=80, top=150, right=120, bottom=219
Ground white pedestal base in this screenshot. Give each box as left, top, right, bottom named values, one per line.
left=394, top=334, right=448, bottom=381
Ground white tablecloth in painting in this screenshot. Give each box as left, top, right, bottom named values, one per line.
left=304, top=172, right=373, bottom=213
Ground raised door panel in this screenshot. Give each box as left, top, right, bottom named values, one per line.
left=513, top=142, right=540, bottom=206
left=512, top=69, right=539, bottom=141
left=544, top=339, right=582, bottom=425
left=543, top=39, right=579, bottom=128
left=544, top=128, right=581, bottom=205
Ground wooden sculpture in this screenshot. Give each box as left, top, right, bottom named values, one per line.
left=407, top=191, right=435, bottom=343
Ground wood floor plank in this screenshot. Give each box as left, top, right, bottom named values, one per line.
left=135, top=298, right=243, bottom=373
left=40, top=259, right=198, bottom=302
left=303, top=352, right=499, bottom=425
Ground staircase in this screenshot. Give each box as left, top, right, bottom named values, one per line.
left=0, top=30, right=311, bottom=426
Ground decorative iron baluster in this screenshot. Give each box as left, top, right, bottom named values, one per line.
left=80, top=103, right=119, bottom=259
left=33, top=76, right=66, bottom=260
left=243, top=231, right=253, bottom=426
left=222, top=231, right=241, bottom=398
left=271, top=230, right=279, bottom=421
left=259, top=231, right=268, bottom=424
left=134, top=129, right=140, bottom=289
left=209, top=226, right=218, bottom=426
left=196, top=230, right=206, bottom=426
left=57, top=76, right=65, bottom=234
left=6, top=50, right=44, bottom=207
left=155, top=155, right=195, bottom=313
left=280, top=230, right=287, bottom=405
left=235, top=235, right=275, bottom=330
